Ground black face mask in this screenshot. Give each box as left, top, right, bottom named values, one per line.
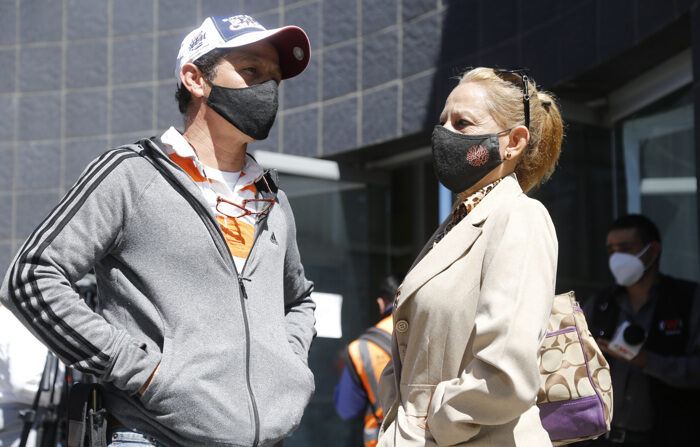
left=206, top=79, right=279, bottom=140
left=431, top=125, right=508, bottom=194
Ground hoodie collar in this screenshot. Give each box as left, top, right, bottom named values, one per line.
left=159, top=126, right=265, bottom=192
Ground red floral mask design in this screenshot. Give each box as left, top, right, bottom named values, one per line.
left=466, top=145, right=490, bottom=167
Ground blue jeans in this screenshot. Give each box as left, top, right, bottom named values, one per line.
left=107, top=429, right=166, bottom=447
left=106, top=429, right=286, bottom=447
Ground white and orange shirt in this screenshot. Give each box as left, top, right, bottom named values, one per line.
left=160, top=127, right=265, bottom=272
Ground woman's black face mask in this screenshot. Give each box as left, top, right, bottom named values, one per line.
left=431, top=125, right=509, bottom=194
left=206, top=79, right=279, bottom=141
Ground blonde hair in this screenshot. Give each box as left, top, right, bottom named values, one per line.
left=459, top=67, right=564, bottom=193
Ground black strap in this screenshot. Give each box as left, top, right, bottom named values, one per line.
left=67, top=383, right=107, bottom=447
left=349, top=327, right=392, bottom=425
left=346, top=326, right=391, bottom=387
left=359, top=327, right=392, bottom=355
left=255, top=170, right=280, bottom=195
left=358, top=340, right=381, bottom=400
left=344, top=327, right=392, bottom=389
left=357, top=340, right=383, bottom=423
left=344, top=348, right=363, bottom=388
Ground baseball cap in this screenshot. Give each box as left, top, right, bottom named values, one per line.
left=175, top=15, right=310, bottom=82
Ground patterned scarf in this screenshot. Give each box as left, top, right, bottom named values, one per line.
left=433, top=178, right=502, bottom=247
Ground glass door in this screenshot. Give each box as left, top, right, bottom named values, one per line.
left=622, top=91, right=698, bottom=281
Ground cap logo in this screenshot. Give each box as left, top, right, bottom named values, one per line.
left=213, top=15, right=265, bottom=42
left=293, top=46, right=304, bottom=61
left=188, top=31, right=206, bottom=51
left=221, top=15, right=262, bottom=31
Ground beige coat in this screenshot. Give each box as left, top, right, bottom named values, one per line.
left=378, top=175, right=557, bottom=447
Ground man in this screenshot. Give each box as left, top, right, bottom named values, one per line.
left=334, top=275, right=400, bottom=447
left=1, top=15, right=315, bottom=447
left=584, top=214, right=700, bottom=446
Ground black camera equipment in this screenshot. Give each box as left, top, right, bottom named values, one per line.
left=18, top=351, right=63, bottom=447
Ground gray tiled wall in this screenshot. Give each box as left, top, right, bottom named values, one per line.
left=0, top=0, right=429, bottom=271
left=0, top=0, right=279, bottom=272
left=0, top=0, right=696, bottom=272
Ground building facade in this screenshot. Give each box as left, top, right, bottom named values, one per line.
left=1, top=0, right=699, bottom=445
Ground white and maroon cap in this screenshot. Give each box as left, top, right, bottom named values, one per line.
left=175, top=15, right=310, bottom=82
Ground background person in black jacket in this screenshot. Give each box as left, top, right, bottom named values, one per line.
left=583, top=214, right=700, bottom=446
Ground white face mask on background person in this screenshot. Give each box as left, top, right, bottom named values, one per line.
left=608, top=243, right=652, bottom=286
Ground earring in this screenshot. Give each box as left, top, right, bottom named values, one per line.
left=505, top=152, right=512, bottom=160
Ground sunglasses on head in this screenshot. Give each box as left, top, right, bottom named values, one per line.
left=493, top=68, right=531, bottom=129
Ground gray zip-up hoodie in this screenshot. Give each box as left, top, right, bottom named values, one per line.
left=0, top=137, right=316, bottom=447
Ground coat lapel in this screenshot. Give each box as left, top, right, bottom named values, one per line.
left=396, top=175, right=522, bottom=309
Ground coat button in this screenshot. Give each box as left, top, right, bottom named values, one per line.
left=395, top=319, right=409, bottom=333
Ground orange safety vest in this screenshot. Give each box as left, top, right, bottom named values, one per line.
left=346, top=314, right=393, bottom=447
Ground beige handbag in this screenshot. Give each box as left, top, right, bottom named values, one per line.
left=537, top=291, right=613, bottom=445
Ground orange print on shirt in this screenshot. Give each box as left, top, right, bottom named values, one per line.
left=216, top=215, right=254, bottom=258
left=241, top=183, right=257, bottom=194
left=169, top=154, right=208, bottom=182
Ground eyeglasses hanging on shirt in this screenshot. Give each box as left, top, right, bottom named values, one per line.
left=215, top=173, right=276, bottom=219
left=216, top=196, right=274, bottom=218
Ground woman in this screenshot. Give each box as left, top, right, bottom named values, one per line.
left=378, top=67, right=563, bottom=447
